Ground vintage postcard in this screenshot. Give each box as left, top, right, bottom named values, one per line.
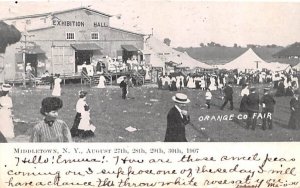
left=0, top=0, right=300, bottom=187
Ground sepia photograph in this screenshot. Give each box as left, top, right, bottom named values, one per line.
left=0, top=0, right=300, bottom=143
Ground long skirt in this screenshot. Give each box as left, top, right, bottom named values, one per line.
left=52, top=86, right=61, bottom=96
left=70, top=113, right=94, bottom=138
left=0, top=109, right=14, bottom=138
left=288, top=111, right=300, bottom=129
left=239, top=95, right=248, bottom=112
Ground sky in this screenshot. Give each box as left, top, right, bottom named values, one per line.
left=0, top=0, right=299, bottom=48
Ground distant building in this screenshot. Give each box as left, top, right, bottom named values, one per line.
left=0, top=7, right=144, bottom=81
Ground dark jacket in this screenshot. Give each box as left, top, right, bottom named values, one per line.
left=165, top=106, right=190, bottom=142
left=120, top=80, right=127, bottom=91
left=260, top=94, right=276, bottom=113
left=224, top=85, right=233, bottom=99
left=246, top=92, right=260, bottom=112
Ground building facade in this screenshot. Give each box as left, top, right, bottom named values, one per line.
left=1, top=7, right=144, bottom=80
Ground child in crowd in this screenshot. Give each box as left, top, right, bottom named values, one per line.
left=205, top=88, right=212, bottom=109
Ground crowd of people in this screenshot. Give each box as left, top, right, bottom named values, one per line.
left=0, top=68, right=299, bottom=143
left=159, top=70, right=300, bottom=142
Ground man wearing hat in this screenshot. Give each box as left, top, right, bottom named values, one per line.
left=164, top=93, right=191, bottom=142
left=288, top=90, right=300, bottom=129
left=260, top=88, right=276, bottom=130
left=246, top=87, right=260, bottom=130
left=120, top=76, right=128, bottom=99
left=220, top=83, right=234, bottom=110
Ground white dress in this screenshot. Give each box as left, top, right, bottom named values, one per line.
left=176, top=76, right=181, bottom=88
left=200, top=77, right=206, bottom=89
left=97, top=75, right=106, bottom=88
left=187, top=78, right=195, bottom=89
left=52, top=78, right=62, bottom=96
left=76, top=99, right=96, bottom=132
left=0, top=95, right=15, bottom=138
left=209, top=77, right=217, bottom=91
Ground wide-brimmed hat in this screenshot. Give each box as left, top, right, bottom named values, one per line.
left=263, top=88, right=270, bottom=92
left=1, top=84, right=12, bottom=91
left=40, top=97, right=63, bottom=115
left=172, top=93, right=190, bottom=104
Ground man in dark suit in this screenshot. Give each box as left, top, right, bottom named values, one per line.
left=246, top=87, right=260, bottom=130
left=221, top=83, right=234, bottom=110
left=165, top=93, right=191, bottom=142
left=260, top=88, right=276, bottom=130
left=120, top=77, right=128, bottom=99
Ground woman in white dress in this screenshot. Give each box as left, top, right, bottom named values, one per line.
left=70, top=91, right=96, bottom=138
left=97, top=74, right=106, bottom=88
left=52, top=74, right=62, bottom=96
left=0, top=84, right=14, bottom=139
left=187, top=76, right=196, bottom=89
left=209, top=76, right=217, bottom=91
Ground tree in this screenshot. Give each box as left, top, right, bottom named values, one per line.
left=200, top=43, right=205, bottom=47
left=234, top=43, right=238, bottom=48
left=163, top=38, right=171, bottom=46
left=0, top=21, right=21, bottom=53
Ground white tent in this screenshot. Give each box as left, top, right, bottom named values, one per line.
left=221, top=48, right=270, bottom=71
left=149, top=53, right=166, bottom=67
left=176, top=52, right=213, bottom=69
left=144, top=36, right=212, bottom=69
left=265, top=62, right=292, bottom=72
left=293, top=63, right=300, bottom=71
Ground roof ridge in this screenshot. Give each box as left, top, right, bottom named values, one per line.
left=1, top=7, right=111, bottom=21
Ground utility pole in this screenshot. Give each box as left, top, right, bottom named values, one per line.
left=254, top=61, right=260, bottom=69
left=21, top=32, right=34, bottom=87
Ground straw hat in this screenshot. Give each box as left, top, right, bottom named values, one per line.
left=1, top=84, right=12, bottom=91
left=172, top=93, right=190, bottom=104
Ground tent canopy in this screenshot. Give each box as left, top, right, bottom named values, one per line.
left=121, top=45, right=138, bottom=52
left=293, top=63, right=300, bottom=71
left=265, top=62, right=291, bottom=72
left=221, top=48, right=269, bottom=71
left=145, top=36, right=212, bottom=69
left=71, top=43, right=102, bottom=51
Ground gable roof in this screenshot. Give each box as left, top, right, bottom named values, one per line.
left=273, top=42, right=300, bottom=57
left=1, top=7, right=112, bottom=21
left=108, top=27, right=145, bottom=36
left=221, top=48, right=269, bottom=70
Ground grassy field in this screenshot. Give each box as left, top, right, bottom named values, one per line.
left=8, top=83, right=300, bottom=142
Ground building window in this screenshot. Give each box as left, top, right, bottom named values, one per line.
left=91, top=32, right=99, bottom=40
left=66, top=32, right=75, bottom=40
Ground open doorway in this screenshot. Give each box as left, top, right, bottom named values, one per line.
left=25, top=54, right=37, bottom=76
left=75, top=50, right=92, bottom=72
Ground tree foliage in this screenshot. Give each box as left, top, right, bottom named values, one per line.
left=0, top=21, right=21, bottom=53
